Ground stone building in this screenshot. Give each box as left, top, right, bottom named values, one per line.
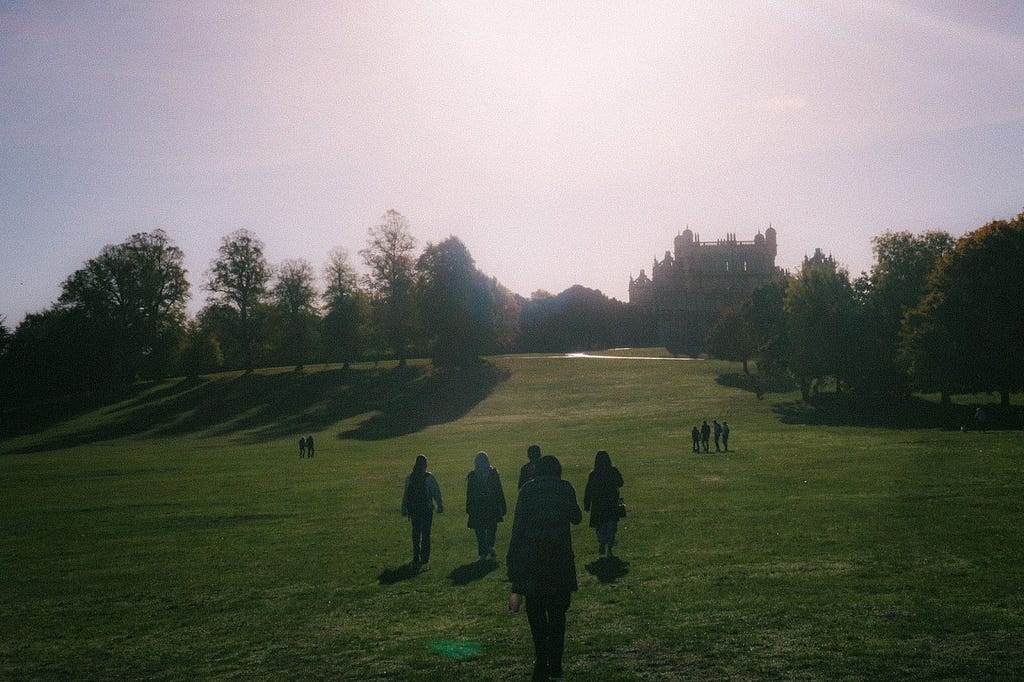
left=629, top=226, right=784, bottom=352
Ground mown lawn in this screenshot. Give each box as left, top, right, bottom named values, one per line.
left=2, top=353, right=1022, bottom=680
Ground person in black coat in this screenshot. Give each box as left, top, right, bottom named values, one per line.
left=583, top=450, right=624, bottom=557
left=507, top=455, right=582, bottom=680
left=466, top=451, right=507, bottom=561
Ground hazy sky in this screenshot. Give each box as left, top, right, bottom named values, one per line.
left=2, top=1, right=1023, bottom=325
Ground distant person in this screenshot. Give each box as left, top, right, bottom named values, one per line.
left=519, top=444, right=543, bottom=489
left=507, top=455, right=582, bottom=681
left=306, top=435, right=315, bottom=458
left=975, top=407, right=987, bottom=431
left=401, top=454, right=444, bottom=565
left=299, top=436, right=306, bottom=458
left=700, top=420, right=711, bottom=453
left=583, top=450, right=625, bottom=557
left=691, top=426, right=700, bottom=453
left=466, top=451, right=507, bottom=561
left=713, top=420, right=722, bottom=452
left=722, top=421, right=730, bottom=452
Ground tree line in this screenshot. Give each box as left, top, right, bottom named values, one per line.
left=1, top=210, right=1021, bottom=409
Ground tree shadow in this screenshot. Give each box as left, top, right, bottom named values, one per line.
left=378, top=562, right=423, bottom=585
left=774, top=393, right=1024, bottom=430
left=715, top=372, right=796, bottom=397
left=2, top=362, right=509, bottom=454
left=448, top=558, right=499, bottom=586
left=585, top=556, right=630, bottom=583
left=339, top=363, right=510, bottom=441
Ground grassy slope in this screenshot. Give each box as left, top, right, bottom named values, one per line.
left=1, top=354, right=1022, bottom=680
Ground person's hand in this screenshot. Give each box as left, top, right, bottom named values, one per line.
left=508, top=593, right=522, bottom=614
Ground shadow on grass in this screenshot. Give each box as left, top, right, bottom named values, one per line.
left=774, top=393, right=1024, bottom=430
left=715, top=372, right=796, bottom=397
left=585, top=556, right=630, bottom=584
left=2, top=361, right=510, bottom=454
left=448, top=559, right=499, bottom=586
left=378, top=562, right=423, bottom=585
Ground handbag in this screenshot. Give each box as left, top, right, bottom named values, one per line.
left=617, top=497, right=627, bottom=518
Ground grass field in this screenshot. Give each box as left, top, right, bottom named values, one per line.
left=2, top=352, right=1023, bottom=680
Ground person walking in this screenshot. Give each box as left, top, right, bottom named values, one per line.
left=401, top=455, right=444, bottom=566
left=298, top=436, right=306, bottom=458
left=713, top=420, right=722, bottom=452
left=507, top=455, right=582, bottom=681
left=691, top=426, right=700, bottom=453
left=466, top=451, right=507, bottom=561
left=583, top=450, right=624, bottom=557
left=700, top=420, right=711, bottom=453
left=519, top=444, right=542, bottom=489
left=722, top=421, right=730, bottom=452
left=306, top=435, right=315, bottom=458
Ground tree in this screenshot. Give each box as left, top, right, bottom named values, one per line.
left=415, top=236, right=496, bottom=366
left=855, top=231, right=955, bottom=395
left=322, top=248, right=369, bottom=368
left=901, top=212, right=1024, bottom=405
left=784, top=251, right=858, bottom=400
left=705, top=305, right=756, bottom=374
left=743, top=279, right=789, bottom=378
left=360, top=210, right=417, bottom=365
left=58, top=229, right=190, bottom=385
left=270, top=258, right=319, bottom=370
left=205, top=229, right=272, bottom=373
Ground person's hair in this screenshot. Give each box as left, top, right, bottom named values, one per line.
left=527, top=444, right=541, bottom=461
left=412, top=454, right=427, bottom=473
left=474, top=451, right=491, bottom=479
left=594, top=450, right=612, bottom=470
left=536, top=455, right=562, bottom=478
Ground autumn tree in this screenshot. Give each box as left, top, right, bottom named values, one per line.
left=205, top=229, right=272, bottom=373
left=415, top=236, right=496, bottom=366
left=901, top=213, right=1024, bottom=405
left=58, top=229, right=190, bottom=385
left=322, top=248, right=369, bottom=368
left=270, top=258, right=320, bottom=370
left=704, top=305, right=756, bottom=374
left=360, top=210, right=417, bottom=365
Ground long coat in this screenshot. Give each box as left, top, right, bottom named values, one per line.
left=506, top=475, right=582, bottom=596
left=583, top=466, right=624, bottom=528
left=466, top=468, right=507, bottom=529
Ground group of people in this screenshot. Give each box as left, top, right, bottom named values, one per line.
left=298, top=435, right=315, bottom=458
left=400, top=445, right=625, bottom=680
left=691, top=419, right=730, bottom=453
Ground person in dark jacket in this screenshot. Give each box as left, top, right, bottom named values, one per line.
left=583, top=450, right=624, bottom=557
left=401, top=455, right=444, bottom=565
left=507, top=455, right=582, bottom=680
left=519, top=444, right=542, bottom=489
left=466, top=451, right=507, bottom=561
left=691, top=426, right=700, bottom=453
left=700, top=420, right=711, bottom=453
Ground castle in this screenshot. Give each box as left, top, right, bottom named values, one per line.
left=629, top=226, right=783, bottom=352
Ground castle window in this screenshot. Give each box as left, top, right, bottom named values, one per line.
left=743, top=261, right=748, bottom=272
left=725, top=261, right=729, bottom=272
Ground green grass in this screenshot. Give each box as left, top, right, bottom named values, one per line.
left=2, top=354, right=1022, bottom=680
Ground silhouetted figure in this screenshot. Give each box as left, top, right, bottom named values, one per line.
left=713, top=420, right=722, bottom=452
left=299, top=437, right=306, bottom=458
left=466, top=451, right=507, bottom=561
left=401, top=454, right=444, bottom=565
left=507, top=456, right=582, bottom=681
left=519, top=444, right=542, bottom=489
left=722, top=422, right=730, bottom=451
left=975, top=407, right=987, bottom=431
left=691, top=426, right=700, bottom=453
left=306, top=435, right=315, bottom=458
left=583, top=450, right=624, bottom=557
left=700, top=420, right=711, bottom=453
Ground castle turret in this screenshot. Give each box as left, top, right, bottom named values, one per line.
left=765, top=224, right=777, bottom=257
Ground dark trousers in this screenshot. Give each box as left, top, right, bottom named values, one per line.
left=410, top=512, right=433, bottom=563
left=526, top=592, right=571, bottom=676
left=474, top=524, right=497, bottom=557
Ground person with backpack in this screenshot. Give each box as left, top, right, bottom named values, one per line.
left=466, top=451, right=507, bottom=561
left=401, top=454, right=444, bottom=566
left=507, top=455, right=582, bottom=680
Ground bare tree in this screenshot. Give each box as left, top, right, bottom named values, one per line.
left=206, top=229, right=272, bottom=373
left=359, top=210, right=417, bottom=365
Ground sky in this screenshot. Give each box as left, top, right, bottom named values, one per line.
left=2, top=1, right=1023, bottom=325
